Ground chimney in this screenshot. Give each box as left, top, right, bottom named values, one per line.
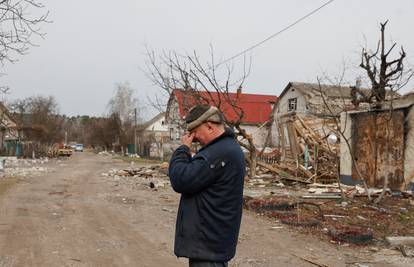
left=237, top=86, right=242, bottom=96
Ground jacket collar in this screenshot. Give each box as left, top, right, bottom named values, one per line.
left=199, top=127, right=236, bottom=152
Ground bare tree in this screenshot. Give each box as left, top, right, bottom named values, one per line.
left=16, top=96, right=63, bottom=145
left=6, top=96, right=63, bottom=157
left=359, top=21, right=413, bottom=203
left=0, top=0, right=49, bottom=64
left=144, top=47, right=262, bottom=176
left=107, top=82, right=142, bottom=124
left=357, top=20, right=413, bottom=106
left=314, top=21, right=413, bottom=203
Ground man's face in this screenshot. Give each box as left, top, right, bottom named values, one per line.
left=190, top=123, right=210, bottom=145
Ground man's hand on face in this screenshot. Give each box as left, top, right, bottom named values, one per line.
left=182, top=132, right=195, bottom=149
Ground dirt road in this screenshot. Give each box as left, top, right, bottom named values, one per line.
left=0, top=152, right=412, bottom=267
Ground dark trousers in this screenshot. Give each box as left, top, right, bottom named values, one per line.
left=189, top=259, right=228, bottom=267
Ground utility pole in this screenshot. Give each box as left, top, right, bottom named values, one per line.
left=134, top=108, right=137, bottom=155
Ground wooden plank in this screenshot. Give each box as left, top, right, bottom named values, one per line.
left=279, top=124, right=287, bottom=160
left=287, top=122, right=299, bottom=159
left=299, top=164, right=313, bottom=178
left=256, top=161, right=311, bottom=184
left=301, top=195, right=342, bottom=199
left=291, top=254, right=329, bottom=267
left=293, top=119, right=317, bottom=144
left=297, top=116, right=320, bottom=141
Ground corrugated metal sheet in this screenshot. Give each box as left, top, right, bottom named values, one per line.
left=352, top=110, right=405, bottom=190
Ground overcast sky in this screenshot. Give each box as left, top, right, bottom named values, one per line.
left=1, top=0, right=413, bottom=118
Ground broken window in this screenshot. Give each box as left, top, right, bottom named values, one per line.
left=288, top=98, right=297, bottom=111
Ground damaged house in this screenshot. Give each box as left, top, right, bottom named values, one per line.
left=267, top=82, right=372, bottom=183
left=271, top=82, right=356, bottom=159
left=165, top=88, right=277, bottom=148
left=340, top=92, right=414, bottom=191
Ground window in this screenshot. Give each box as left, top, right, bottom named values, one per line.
left=169, top=128, right=174, bottom=140
left=288, top=98, right=297, bottom=111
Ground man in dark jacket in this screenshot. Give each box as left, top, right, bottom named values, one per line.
left=168, top=105, right=245, bottom=267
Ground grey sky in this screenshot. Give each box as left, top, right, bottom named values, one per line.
left=1, top=0, right=413, bottom=118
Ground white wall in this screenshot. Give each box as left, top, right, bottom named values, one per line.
left=276, top=88, right=308, bottom=116
left=145, top=116, right=168, bottom=132
left=339, top=112, right=353, bottom=184
left=166, top=98, right=185, bottom=141
left=239, top=124, right=269, bottom=148
left=272, top=88, right=308, bottom=146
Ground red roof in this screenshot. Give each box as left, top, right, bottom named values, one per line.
left=172, top=89, right=278, bottom=124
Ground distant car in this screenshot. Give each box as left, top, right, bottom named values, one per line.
left=75, top=144, right=84, bottom=152
left=58, top=145, right=73, bottom=157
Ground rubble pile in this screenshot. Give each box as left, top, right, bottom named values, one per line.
left=304, top=183, right=413, bottom=199
left=243, top=194, right=414, bottom=245
left=98, top=151, right=112, bottom=156
left=5, top=157, right=49, bottom=167
left=256, top=114, right=340, bottom=185
left=2, top=157, right=50, bottom=177
left=102, top=163, right=170, bottom=189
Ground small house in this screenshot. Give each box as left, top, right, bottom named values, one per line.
left=165, top=89, right=278, bottom=148
left=136, top=112, right=169, bottom=159
left=271, top=82, right=356, bottom=161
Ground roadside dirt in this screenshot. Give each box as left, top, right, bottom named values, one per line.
left=0, top=152, right=412, bottom=267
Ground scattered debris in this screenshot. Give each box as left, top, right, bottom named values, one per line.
left=385, top=236, right=414, bottom=248
left=328, top=226, right=373, bottom=245
left=244, top=191, right=414, bottom=247
left=396, top=245, right=414, bottom=257
left=98, top=151, right=112, bottom=156
left=275, top=114, right=341, bottom=184
left=244, top=197, right=323, bottom=227
left=101, top=164, right=170, bottom=190
left=0, top=157, right=51, bottom=178
left=291, top=253, right=329, bottom=267
left=162, top=207, right=174, bottom=213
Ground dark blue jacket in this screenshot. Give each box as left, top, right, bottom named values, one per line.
left=168, top=128, right=245, bottom=262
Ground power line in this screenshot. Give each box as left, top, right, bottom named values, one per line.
left=216, top=0, right=336, bottom=67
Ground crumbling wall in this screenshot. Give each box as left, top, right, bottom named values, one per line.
left=307, top=95, right=353, bottom=116
left=240, top=124, right=269, bottom=148
left=273, top=89, right=307, bottom=146
left=404, top=105, right=414, bottom=189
